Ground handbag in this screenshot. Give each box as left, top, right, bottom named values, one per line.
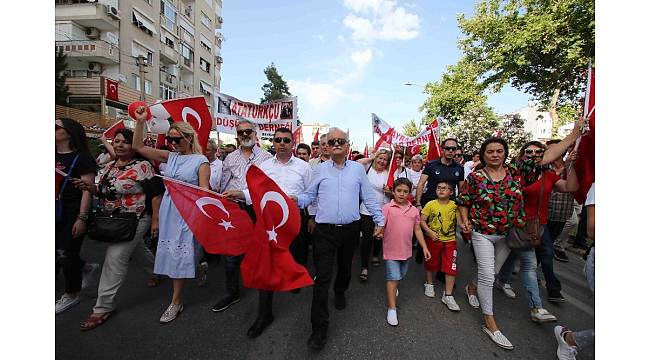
left=87, top=162, right=140, bottom=243
left=56, top=154, right=80, bottom=224
left=481, top=170, right=545, bottom=249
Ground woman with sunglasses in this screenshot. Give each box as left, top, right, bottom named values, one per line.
left=456, top=118, right=584, bottom=349
left=132, top=106, right=211, bottom=323
left=71, top=128, right=164, bottom=330
left=55, top=118, right=98, bottom=314
left=496, top=141, right=579, bottom=307
left=356, top=149, right=393, bottom=280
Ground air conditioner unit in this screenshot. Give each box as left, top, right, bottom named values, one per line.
left=106, top=5, right=120, bottom=20
left=85, top=27, right=100, bottom=39
left=217, top=16, right=223, bottom=24
left=215, top=56, right=223, bottom=64
left=88, top=62, right=102, bottom=72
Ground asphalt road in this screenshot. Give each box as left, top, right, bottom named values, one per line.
left=56, top=238, right=594, bottom=360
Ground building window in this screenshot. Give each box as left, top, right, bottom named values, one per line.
left=180, top=43, right=194, bottom=67
left=160, top=84, right=176, bottom=100
left=200, top=34, right=212, bottom=52
left=145, top=80, right=152, bottom=95
left=144, top=0, right=153, bottom=5
left=132, top=42, right=154, bottom=65
left=132, top=10, right=156, bottom=36
left=200, top=57, right=211, bottom=73
left=160, top=1, right=177, bottom=31
left=165, top=36, right=174, bottom=49
left=200, top=12, right=212, bottom=29
left=132, top=74, right=141, bottom=90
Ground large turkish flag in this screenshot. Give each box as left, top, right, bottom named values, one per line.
left=106, top=78, right=119, bottom=102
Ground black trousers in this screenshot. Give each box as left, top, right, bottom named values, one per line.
left=223, top=204, right=258, bottom=297
left=359, top=214, right=381, bottom=269
left=56, top=199, right=86, bottom=294
left=311, top=222, right=360, bottom=331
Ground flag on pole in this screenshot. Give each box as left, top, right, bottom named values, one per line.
left=426, top=118, right=442, bottom=161
left=313, top=128, right=320, bottom=142
left=240, top=166, right=314, bottom=291
left=374, top=128, right=394, bottom=151
left=572, top=65, right=595, bottom=204
left=162, top=176, right=254, bottom=255
left=103, top=120, right=125, bottom=140
left=386, top=145, right=400, bottom=189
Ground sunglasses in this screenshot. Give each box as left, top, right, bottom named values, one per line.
left=454, top=153, right=463, bottom=157
left=327, top=138, right=348, bottom=146
left=237, top=129, right=254, bottom=136
left=273, top=137, right=292, bottom=144
left=525, top=149, right=545, bottom=155
left=166, top=136, right=184, bottom=144
left=444, top=146, right=458, bottom=151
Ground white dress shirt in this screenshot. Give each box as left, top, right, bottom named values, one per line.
left=209, top=158, right=223, bottom=191
left=243, top=155, right=313, bottom=205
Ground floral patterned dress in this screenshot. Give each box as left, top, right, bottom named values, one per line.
left=456, top=157, right=538, bottom=236
left=97, top=159, right=156, bottom=216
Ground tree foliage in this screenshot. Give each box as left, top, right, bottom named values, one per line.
left=402, top=119, right=422, bottom=137
left=261, top=63, right=292, bottom=103
left=457, top=0, right=595, bottom=126
left=55, top=48, right=70, bottom=106
left=420, top=58, right=490, bottom=126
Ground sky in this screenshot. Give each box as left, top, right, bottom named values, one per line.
left=219, top=0, right=531, bottom=149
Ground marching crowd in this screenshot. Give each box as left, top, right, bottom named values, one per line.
left=55, top=109, right=595, bottom=359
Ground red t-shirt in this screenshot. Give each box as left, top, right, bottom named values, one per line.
left=523, top=170, right=560, bottom=224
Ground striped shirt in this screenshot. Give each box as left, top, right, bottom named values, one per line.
left=219, top=145, right=273, bottom=192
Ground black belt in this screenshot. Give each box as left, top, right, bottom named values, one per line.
left=317, top=222, right=357, bottom=229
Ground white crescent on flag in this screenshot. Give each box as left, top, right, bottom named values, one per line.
left=195, top=197, right=230, bottom=219
left=182, top=106, right=202, bottom=129
left=260, top=191, right=289, bottom=229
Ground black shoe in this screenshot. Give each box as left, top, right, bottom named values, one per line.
left=334, top=292, right=346, bottom=310
left=291, top=288, right=302, bottom=294
left=554, top=249, right=569, bottom=262
left=246, top=315, right=274, bottom=338
left=212, top=295, right=241, bottom=312
left=548, top=289, right=566, bottom=303
left=307, top=328, right=327, bottom=350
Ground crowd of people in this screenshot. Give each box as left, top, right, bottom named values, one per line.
left=55, top=111, right=594, bottom=359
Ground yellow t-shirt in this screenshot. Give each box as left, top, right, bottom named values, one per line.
left=421, top=199, right=457, bottom=242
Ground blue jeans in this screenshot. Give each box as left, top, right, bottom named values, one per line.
left=385, top=260, right=409, bottom=281
left=497, top=248, right=543, bottom=308
left=535, top=225, right=562, bottom=292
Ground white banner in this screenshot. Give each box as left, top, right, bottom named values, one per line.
left=214, top=92, right=298, bottom=139
left=371, top=113, right=438, bottom=147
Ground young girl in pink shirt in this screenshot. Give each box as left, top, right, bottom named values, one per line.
left=382, top=178, right=431, bottom=326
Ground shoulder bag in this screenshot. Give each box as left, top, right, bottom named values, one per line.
left=481, top=170, right=544, bottom=249
left=87, top=162, right=140, bottom=243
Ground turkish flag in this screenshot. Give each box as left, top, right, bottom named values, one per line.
left=426, top=118, right=442, bottom=162
left=241, top=166, right=314, bottom=291
left=386, top=146, right=400, bottom=189
left=313, top=128, right=320, bottom=143
left=158, top=97, right=213, bottom=152
left=374, top=127, right=394, bottom=151
left=573, top=66, right=595, bottom=204
left=106, top=78, right=119, bottom=102
left=363, top=143, right=368, bottom=158
left=163, top=177, right=254, bottom=255
left=292, top=125, right=302, bottom=154
left=103, top=120, right=125, bottom=140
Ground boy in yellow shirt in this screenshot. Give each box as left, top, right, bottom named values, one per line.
left=420, top=181, right=463, bottom=312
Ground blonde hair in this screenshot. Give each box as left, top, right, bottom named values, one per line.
left=169, top=122, right=203, bottom=155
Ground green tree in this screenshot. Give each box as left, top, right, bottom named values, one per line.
left=441, top=107, right=500, bottom=156
left=55, top=48, right=70, bottom=106
left=260, top=63, right=292, bottom=103
left=495, top=114, right=533, bottom=160
left=420, top=58, right=490, bottom=126
left=402, top=119, right=422, bottom=137
left=457, top=0, right=595, bottom=128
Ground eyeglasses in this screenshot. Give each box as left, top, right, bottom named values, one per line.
left=327, top=138, right=348, bottom=146
left=444, top=146, right=458, bottom=151
left=525, top=149, right=545, bottom=155
left=236, top=129, right=254, bottom=136
left=454, top=154, right=463, bottom=158
left=273, top=137, right=292, bottom=144
left=166, top=136, right=184, bottom=144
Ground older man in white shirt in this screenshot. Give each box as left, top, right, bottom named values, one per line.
left=223, top=127, right=313, bottom=339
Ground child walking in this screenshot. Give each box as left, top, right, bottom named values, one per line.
left=382, top=178, right=431, bottom=326
left=421, top=180, right=462, bottom=312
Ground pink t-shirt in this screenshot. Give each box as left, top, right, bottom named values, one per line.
left=382, top=200, right=421, bottom=260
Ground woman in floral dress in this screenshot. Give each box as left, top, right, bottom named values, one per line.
left=456, top=118, right=585, bottom=350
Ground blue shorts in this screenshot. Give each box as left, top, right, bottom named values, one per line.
left=385, top=260, right=409, bottom=281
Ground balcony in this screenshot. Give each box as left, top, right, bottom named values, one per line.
left=160, top=70, right=178, bottom=88
left=181, top=56, right=194, bottom=71
left=160, top=14, right=177, bottom=35
left=179, top=80, right=193, bottom=96
left=160, top=46, right=179, bottom=65
left=55, top=1, right=119, bottom=31
left=55, top=40, right=119, bottom=64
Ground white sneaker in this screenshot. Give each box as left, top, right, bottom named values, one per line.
left=386, top=308, right=398, bottom=326
left=424, top=283, right=435, bottom=298
left=482, top=325, right=514, bottom=350
left=160, top=303, right=184, bottom=323
left=55, top=294, right=80, bottom=315
left=81, top=263, right=100, bottom=290
left=495, top=280, right=516, bottom=299
left=554, top=326, right=578, bottom=360
left=441, top=294, right=460, bottom=312
left=465, top=285, right=480, bottom=309
left=531, top=308, right=558, bottom=323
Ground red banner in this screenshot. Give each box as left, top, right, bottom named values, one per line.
left=106, top=78, right=119, bottom=102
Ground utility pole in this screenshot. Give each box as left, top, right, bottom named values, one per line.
left=136, top=55, right=147, bottom=101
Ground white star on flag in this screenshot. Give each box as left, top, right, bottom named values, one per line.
left=219, top=219, right=234, bottom=231
left=266, top=227, right=278, bottom=242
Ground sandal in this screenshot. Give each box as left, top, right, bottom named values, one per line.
left=80, top=312, right=113, bottom=331
left=359, top=269, right=368, bottom=282
left=147, top=275, right=161, bottom=288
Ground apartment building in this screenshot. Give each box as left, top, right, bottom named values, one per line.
left=55, top=0, right=223, bottom=131
left=514, top=102, right=553, bottom=142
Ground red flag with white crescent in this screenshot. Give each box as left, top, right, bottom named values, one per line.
left=103, top=120, right=125, bottom=140
left=150, top=97, right=213, bottom=151
left=386, top=146, right=400, bottom=189
left=106, top=78, right=119, bottom=102
left=162, top=177, right=254, bottom=255
left=241, top=166, right=313, bottom=291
